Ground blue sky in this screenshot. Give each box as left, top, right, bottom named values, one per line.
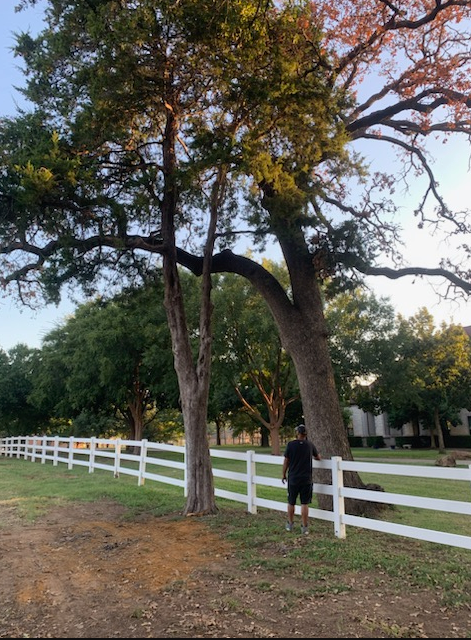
left=0, top=1, right=470, bottom=351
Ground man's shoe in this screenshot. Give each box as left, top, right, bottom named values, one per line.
left=285, top=521, right=294, bottom=532
left=301, top=525, right=309, bottom=535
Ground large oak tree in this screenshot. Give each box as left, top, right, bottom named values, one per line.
left=1, top=1, right=471, bottom=514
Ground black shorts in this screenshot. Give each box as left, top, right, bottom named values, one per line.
left=287, top=481, right=313, bottom=506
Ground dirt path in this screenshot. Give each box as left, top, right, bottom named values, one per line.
left=1, top=500, right=470, bottom=638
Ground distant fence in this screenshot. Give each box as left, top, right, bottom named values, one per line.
left=2, top=435, right=471, bottom=551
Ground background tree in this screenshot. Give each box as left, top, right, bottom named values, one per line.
left=30, top=283, right=179, bottom=446
left=419, top=322, right=471, bottom=453
left=324, top=289, right=397, bottom=405
left=0, top=344, right=46, bottom=436
left=357, top=309, right=471, bottom=452
left=212, top=266, right=299, bottom=455
left=2, top=2, right=471, bottom=514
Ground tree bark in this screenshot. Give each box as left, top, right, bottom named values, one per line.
left=178, top=243, right=386, bottom=516
left=161, top=99, right=217, bottom=516
left=179, top=380, right=216, bottom=515
left=434, top=406, right=447, bottom=455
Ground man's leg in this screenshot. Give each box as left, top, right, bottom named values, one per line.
left=286, top=503, right=295, bottom=530
left=301, top=503, right=308, bottom=528
left=287, top=502, right=295, bottom=525
left=286, top=484, right=296, bottom=530
left=299, top=483, right=312, bottom=533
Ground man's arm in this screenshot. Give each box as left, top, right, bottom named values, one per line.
left=282, top=457, right=289, bottom=483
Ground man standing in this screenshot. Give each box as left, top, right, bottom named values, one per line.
left=282, top=424, right=321, bottom=535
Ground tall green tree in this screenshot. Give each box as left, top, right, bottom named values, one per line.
left=30, top=284, right=179, bottom=442
left=2, top=1, right=471, bottom=514
left=359, top=309, right=471, bottom=452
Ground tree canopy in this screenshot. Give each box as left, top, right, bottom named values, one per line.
left=2, top=0, right=471, bottom=515
left=7, top=1, right=471, bottom=298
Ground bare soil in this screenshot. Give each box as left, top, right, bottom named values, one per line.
left=1, top=500, right=470, bottom=638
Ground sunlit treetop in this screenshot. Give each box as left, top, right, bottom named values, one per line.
left=1, top=0, right=471, bottom=303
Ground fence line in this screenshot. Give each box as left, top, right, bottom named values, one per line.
left=2, top=435, right=471, bottom=550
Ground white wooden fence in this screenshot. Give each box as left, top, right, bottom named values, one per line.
left=2, top=435, right=471, bottom=550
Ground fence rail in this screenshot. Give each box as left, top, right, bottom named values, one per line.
left=2, top=435, right=471, bottom=550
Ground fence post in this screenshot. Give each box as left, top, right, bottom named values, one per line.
left=246, top=450, right=257, bottom=514
left=31, top=436, right=37, bottom=462
left=53, top=436, right=59, bottom=466
left=40, top=436, right=47, bottom=464
left=68, top=436, right=74, bottom=470
left=114, top=439, right=121, bottom=478
left=89, top=437, right=96, bottom=473
left=331, top=456, right=346, bottom=539
left=184, top=443, right=188, bottom=497
left=138, top=439, right=148, bottom=486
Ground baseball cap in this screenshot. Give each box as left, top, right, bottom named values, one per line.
left=295, top=424, right=307, bottom=435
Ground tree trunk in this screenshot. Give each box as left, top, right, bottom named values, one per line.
left=127, top=388, right=146, bottom=455
left=434, top=407, right=447, bottom=454
left=180, top=382, right=216, bottom=515
left=429, top=421, right=437, bottom=449
left=161, top=103, right=217, bottom=516
left=281, top=305, right=369, bottom=513
left=215, top=416, right=223, bottom=446
left=268, top=424, right=282, bottom=456
left=233, top=384, right=285, bottom=454
left=279, top=247, right=384, bottom=516
left=122, top=407, right=141, bottom=455
left=201, top=241, right=386, bottom=517
left=412, top=417, right=420, bottom=438
left=261, top=426, right=270, bottom=448
left=163, top=266, right=217, bottom=515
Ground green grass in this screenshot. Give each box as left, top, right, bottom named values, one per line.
left=0, top=456, right=186, bottom=522
left=2, top=454, right=471, bottom=610
left=351, top=447, right=445, bottom=460
left=210, top=509, right=471, bottom=608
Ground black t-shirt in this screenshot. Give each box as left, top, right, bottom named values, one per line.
left=284, top=439, right=319, bottom=484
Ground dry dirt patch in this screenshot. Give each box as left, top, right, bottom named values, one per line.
left=1, top=500, right=229, bottom=638
left=1, top=500, right=471, bottom=638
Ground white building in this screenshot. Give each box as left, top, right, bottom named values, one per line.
left=349, top=405, right=471, bottom=448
